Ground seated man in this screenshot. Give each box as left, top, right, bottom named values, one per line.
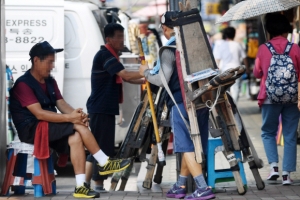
left=9, top=41, right=131, bottom=198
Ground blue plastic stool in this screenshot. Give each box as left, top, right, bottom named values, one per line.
left=32, top=155, right=56, bottom=197
left=1, top=148, right=56, bottom=197
left=207, top=137, right=247, bottom=189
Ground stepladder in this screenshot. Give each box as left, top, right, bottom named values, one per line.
left=110, top=87, right=171, bottom=191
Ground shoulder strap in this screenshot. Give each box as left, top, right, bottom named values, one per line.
left=158, top=46, right=191, bottom=132
left=284, top=42, right=293, bottom=55
left=265, top=42, right=276, bottom=55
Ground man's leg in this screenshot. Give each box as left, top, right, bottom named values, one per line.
left=73, top=124, right=101, bottom=155
left=89, top=114, right=115, bottom=192
left=74, top=124, right=130, bottom=175
left=85, top=155, right=105, bottom=191
left=85, top=154, right=93, bottom=185
left=68, top=132, right=86, bottom=174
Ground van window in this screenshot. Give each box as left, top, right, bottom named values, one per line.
left=92, top=10, right=107, bottom=40
left=64, top=12, right=85, bottom=59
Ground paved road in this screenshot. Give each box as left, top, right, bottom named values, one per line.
left=2, top=96, right=300, bottom=199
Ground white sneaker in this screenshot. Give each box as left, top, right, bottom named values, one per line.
left=267, top=167, right=279, bottom=180
left=282, top=174, right=293, bottom=185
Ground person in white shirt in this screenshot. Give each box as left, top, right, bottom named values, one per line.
left=213, top=27, right=249, bottom=102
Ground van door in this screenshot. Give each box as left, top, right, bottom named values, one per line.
left=63, top=1, right=104, bottom=111
left=5, top=0, right=64, bottom=91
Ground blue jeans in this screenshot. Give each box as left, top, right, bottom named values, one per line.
left=171, top=103, right=209, bottom=154
left=261, top=104, right=299, bottom=172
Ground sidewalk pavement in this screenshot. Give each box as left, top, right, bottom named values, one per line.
left=2, top=96, right=300, bottom=199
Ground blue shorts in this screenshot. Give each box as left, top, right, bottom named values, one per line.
left=171, top=103, right=209, bottom=154
left=171, top=103, right=194, bottom=153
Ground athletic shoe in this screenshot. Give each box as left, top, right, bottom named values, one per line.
left=98, top=158, right=131, bottom=175
left=282, top=174, right=293, bottom=185
left=185, top=187, right=215, bottom=200
left=95, top=186, right=108, bottom=193
left=73, top=182, right=100, bottom=198
left=267, top=167, right=279, bottom=180
left=166, top=183, right=187, bottom=199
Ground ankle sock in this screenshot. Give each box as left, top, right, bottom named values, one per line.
left=176, top=175, right=187, bottom=187
left=93, top=150, right=109, bottom=166
left=75, top=174, right=86, bottom=187
left=194, top=174, right=207, bottom=188
left=270, top=162, right=278, bottom=169
left=282, top=171, right=289, bottom=176
left=95, top=185, right=104, bottom=190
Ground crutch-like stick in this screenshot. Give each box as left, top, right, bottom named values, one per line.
left=134, top=28, right=166, bottom=166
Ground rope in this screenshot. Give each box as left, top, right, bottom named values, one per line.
left=205, top=85, right=222, bottom=111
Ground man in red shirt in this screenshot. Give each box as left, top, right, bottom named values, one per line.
left=9, top=41, right=131, bottom=198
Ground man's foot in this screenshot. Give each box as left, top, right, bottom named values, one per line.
left=73, top=182, right=100, bottom=198
left=166, top=183, right=186, bottom=199
left=95, top=186, right=108, bottom=193
left=185, top=187, right=215, bottom=200
left=98, top=158, right=131, bottom=175
left=267, top=167, right=279, bottom=180
left=282, top=174, right=293, bottom=185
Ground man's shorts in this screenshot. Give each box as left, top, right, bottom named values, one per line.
left=22, top=121, right=74, bottom=154
left=170, top=103, right=194, bottom=153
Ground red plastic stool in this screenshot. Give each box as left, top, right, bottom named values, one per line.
left=1, top=146, right=56, bottom=197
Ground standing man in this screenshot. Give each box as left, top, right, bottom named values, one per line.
left=9, top=41, right=131, bottom=198
left=139, top=12, right=215, bottom=200
left=85, top=23, right=147, bottom=192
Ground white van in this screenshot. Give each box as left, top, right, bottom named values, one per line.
left=5, top=0, right=141, bottom=147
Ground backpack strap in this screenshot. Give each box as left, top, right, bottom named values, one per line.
left=284, top=42, right=293, bottom=55
left=265, top=42, right=277, bottom=55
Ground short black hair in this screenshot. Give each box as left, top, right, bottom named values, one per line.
left=104, top=23, right=124, bottom=38
left=265, top=13, right=291, bottom=37
left=222, top=27, right=236, bottom=40
left=30, top=54, right=52, bottom=66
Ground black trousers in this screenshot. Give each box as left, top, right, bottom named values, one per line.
left=86, top=113, right=115, bottom=181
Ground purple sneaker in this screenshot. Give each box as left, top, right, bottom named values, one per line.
left=166, top=184, right=187, bottom=199
left=185, top=187, right=215, bottom=200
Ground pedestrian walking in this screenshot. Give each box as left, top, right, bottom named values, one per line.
left=253, top=13, right=300, bottom=185
left=139, top=11, right=215, bottom=200
left=213, top=27, right=249, bottom=103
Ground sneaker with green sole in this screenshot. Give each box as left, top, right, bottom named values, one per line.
left=73, top=182, right=100, bottom=198
left=98, top=158, right=131, bottom=175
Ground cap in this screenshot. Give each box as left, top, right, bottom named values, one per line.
left=160, top=11, right=179, bottom=27
left=29, top=41, right=63, bottom=61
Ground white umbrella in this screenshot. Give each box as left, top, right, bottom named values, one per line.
left=216, top=0, right=300, bottom=24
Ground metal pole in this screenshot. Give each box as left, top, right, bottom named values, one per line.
left=260, top=16, right=267, bottom=42
left=0, top=0, right=7, bottom=186
left=155, top=0, right=159, bottom=29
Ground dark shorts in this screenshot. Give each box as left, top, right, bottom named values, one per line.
left=21, top=121, right=74, bottom=154
left=87, top=113, right=115, bottom=181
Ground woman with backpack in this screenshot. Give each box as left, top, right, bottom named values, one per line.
left=253, top=13, right=300, bottom=185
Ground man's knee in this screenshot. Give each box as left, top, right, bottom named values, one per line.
left=68, top=132, right=83, bottom=146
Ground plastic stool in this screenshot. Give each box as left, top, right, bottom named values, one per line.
left=32, top=156, right=56, bottom=197
left=1, top=148, right=56, bottom=197
left=207, top=137, right=247, bottom=189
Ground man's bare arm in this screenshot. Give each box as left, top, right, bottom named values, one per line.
left=56, top=99, right=89, bottom=125
left=124, top=78, right=145, bottom=84
left=117, top=63, right=148, bottom=81
left=56, top=99, right=75, bottom=114
left=27, top=103, right=86, bottom=126
left=117, top=69, right=143, bottom=81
